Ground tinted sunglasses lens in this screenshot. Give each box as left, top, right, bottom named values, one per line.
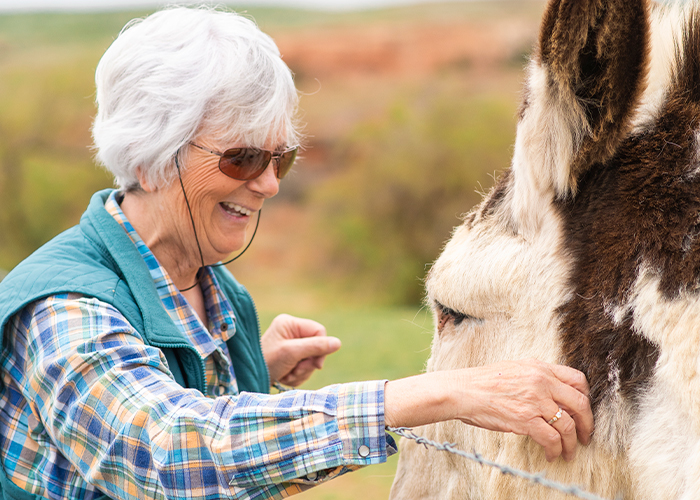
left=275, top=148, right=298, bottom=179
left=218, top=148, right=271, bottom=180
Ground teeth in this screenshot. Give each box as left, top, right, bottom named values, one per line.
left=221, top=202, right=251, bottom=216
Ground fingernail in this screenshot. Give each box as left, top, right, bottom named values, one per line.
left=328, top=337, right=341, bottom=351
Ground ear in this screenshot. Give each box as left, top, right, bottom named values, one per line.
left=515, top=0, right=650, bottom=199
left=135, top=167, right=157, bottom=193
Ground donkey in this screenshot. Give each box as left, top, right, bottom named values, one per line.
left=390, top=0, right=700, bottom=499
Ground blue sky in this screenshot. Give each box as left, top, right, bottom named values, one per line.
left=0, top=0, right=473, bottom=13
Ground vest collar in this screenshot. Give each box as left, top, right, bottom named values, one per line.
left=80, top=189, right=193, bottom=349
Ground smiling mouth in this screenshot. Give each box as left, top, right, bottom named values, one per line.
left=220, top=202, right=252, bottom=217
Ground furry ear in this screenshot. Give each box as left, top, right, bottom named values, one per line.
left=517, top=0, right=650, bottom=199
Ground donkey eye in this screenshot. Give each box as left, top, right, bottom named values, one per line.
left=435, top=301, right=482, bottom=331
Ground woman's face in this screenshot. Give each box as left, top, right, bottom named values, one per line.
left=166, top=135, right=282, bottom=264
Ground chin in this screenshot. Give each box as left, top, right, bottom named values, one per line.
left=216, top=240, right=247, bottom=260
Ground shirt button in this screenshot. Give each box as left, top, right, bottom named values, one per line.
left=306, top=471, right=318, bottom=481
left=221, top=323, right=228, bottom=332
left=358, top=445, right=370, bottom=458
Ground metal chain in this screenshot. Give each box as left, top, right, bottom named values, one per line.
left=386, top=426, right=612, bottom=500
left=272, top=382, right=289, bottom=393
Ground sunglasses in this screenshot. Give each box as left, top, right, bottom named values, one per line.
left=189, top=142, right=298, bottom=181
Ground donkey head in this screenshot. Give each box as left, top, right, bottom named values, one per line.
left=392, top=1, right=700, bottom=499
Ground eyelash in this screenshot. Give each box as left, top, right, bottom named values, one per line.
left=435, top=301, right=482, bottom=328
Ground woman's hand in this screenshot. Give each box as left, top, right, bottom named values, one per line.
left=261, top=314, right=341, bottom=387
left=384, top=359, right=594, bottom=463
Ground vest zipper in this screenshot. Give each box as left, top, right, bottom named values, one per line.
left=247, top=291, right=271, bottom=390
left=154, top=342, right=208, bottom=396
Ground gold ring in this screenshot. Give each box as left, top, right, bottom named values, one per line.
left=547, top=408, right=563, bottom=425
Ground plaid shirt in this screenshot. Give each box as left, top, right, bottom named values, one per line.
left=0, top=192, right=395, bottom=499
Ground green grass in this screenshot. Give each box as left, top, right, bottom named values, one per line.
left=295, top=459, right=401, bottom=500
left=0, top=11, right=145, bottom=47
left=257, top=306, right=435, bottom=390
left=256, top=305, right=434, bottom=499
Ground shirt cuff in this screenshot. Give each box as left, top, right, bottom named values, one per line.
left=286, top=380, right=397, bottom=489
left=335, top=380, right=397, bottom=465
left=228, top=380, right=397, bottom=492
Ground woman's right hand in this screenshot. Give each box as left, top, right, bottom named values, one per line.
left=384, top=359, right=594, bottom=462
left=261, top=314, right=341, bottom=387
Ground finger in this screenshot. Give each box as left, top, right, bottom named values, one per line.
left=280, top=359, right=316, bottom=386
left=272, top=338, right=340, bottom=386
left=292, top=358, right=316, bottom=379
left=282, top=373, right=311, bottom=388
left=279, top=372, right=302, bottom=386
left=284, top=316, right=328, bottom=339
left=548, top=364, right=590, bottom=397
left=548, top=409, right=577, bottom=461
left=287, top=336, right=341, bottom=361
left=279, top=369, right=303, bottom=387
left=528, top=419, right=563, bottom=462
left=551, top=382, right=594, bottom=445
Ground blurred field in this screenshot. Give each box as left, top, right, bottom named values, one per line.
left=0, top=0, right=545, bottom=306
left=0, top=1, right=546, bottom=497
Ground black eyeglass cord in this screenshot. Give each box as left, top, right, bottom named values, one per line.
left=175, top=154, right=261, bottom=292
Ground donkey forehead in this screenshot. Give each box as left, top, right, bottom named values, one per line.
left=426, top=189, right=572, bottom=319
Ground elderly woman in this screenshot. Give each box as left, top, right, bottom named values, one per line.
left=0, top=7, right=593, bottom=500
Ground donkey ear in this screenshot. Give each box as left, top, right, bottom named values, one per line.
left=519, top=0, right=650, bottom=197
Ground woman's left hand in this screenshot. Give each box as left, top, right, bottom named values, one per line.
left=261, top=314, right=341, bottom=387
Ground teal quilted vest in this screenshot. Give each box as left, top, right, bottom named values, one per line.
left=0, top=189, right=270, bottom=500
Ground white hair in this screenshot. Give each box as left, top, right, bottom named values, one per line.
left=92, top=5, right=300, bottom=190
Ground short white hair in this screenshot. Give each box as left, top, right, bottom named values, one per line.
left=92, top=5, right=300, bottom=190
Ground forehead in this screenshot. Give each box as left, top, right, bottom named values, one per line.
left=427, top=178, right=570, bottom=319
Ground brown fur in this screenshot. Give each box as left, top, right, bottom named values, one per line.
left=557, top=6, right=700, bottom=415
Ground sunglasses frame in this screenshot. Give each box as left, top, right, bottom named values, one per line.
left=189, top=142, right=298, bottom=181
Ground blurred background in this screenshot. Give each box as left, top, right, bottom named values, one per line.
left=0, top=0, right=544, bottom=497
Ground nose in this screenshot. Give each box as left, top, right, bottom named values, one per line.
left=247, top=160, right=280, bottom=199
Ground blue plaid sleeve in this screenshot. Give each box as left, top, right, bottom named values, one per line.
left=4, top=294, right=395, bottom=500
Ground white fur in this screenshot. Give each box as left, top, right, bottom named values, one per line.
left=632, top=3, right=687, bottom=133
left=510, top=63, right=589, bottom=236
left=628, top=268, right=700, bottom=432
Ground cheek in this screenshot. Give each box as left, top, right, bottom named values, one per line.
left=187, top=170, right=222, bottom=200
left=183, top=165, right=245, bottom=211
